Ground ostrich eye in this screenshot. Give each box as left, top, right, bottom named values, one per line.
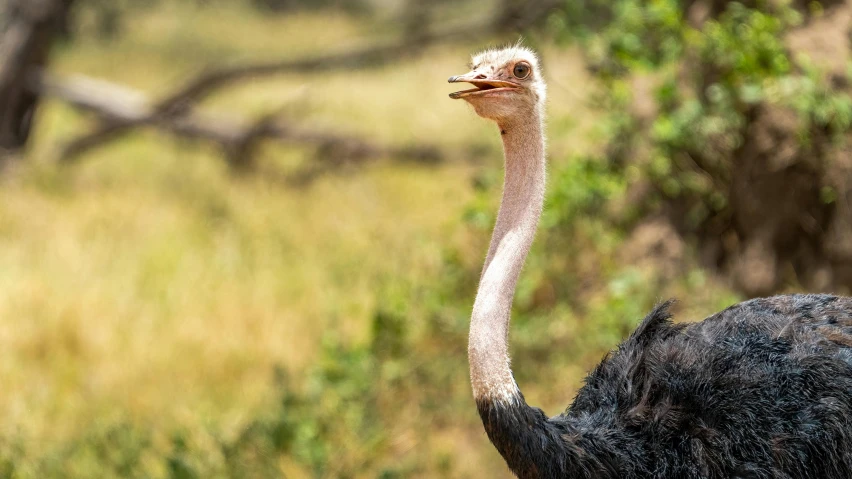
left=513, top=62, right=531, bottom=79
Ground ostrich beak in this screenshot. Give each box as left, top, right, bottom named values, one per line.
left=448, top=72, right=520, bottom=99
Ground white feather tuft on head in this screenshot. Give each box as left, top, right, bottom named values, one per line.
left=469, top=41, right=542, bottom=76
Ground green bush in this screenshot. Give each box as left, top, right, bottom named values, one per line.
left=549, top=0, right=852, bottom=293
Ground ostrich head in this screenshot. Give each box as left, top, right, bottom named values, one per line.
left=448, top=44, right=545, bottom=123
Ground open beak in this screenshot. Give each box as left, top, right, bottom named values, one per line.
left=448, top=72, right=520, bottom=99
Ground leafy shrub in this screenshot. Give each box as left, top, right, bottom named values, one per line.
left=551, top=0, right=852, bottom=294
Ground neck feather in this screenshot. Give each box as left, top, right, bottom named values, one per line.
left=468, top=114, right=546, bottom=405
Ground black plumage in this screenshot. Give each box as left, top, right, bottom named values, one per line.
left=477, top=294, right=852, bottom=478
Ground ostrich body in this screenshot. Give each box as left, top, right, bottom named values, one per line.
left=449, top=45, right=852, bottom=479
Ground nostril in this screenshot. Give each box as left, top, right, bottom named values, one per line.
left=474, top=74, right=486, bottom=80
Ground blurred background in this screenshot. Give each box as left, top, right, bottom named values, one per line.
left=1, top=0, right=852, bottom=476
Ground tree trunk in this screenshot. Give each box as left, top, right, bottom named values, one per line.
left=0, top=0, right=73, bottom=160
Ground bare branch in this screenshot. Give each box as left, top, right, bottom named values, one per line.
left=3, top=0, right=563, bottom=166
left=151, top=1, right=564, bottom=113
left=30, top=71, right=441, bottom=175
left=153, top=23, right=489, bottom=114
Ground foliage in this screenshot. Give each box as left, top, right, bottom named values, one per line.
left=551, top=0, right=683, bottom=71
left=549, top=0, right=852, bottom=294
left=641, top=3, right=793, bottom=218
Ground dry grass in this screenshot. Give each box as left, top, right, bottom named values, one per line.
left=1, top=4, right=601, bottom=462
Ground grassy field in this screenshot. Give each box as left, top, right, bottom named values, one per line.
left=8, top=4, right=473, bottom=436
left=0, top=3, right=744, bottom=477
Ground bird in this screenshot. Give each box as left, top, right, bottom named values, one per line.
left=448, top=44, right=852, bottom=479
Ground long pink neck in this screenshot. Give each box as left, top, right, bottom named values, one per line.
left=469, top=114, right=546, bottom=404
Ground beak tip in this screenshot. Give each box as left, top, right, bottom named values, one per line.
left=448, top=76, right=457, bottom=83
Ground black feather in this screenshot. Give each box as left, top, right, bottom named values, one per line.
left=477, top=294, right=852, bottom=478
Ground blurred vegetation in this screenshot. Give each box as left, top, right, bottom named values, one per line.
left=68, top=0, right=372, bottom=41
left=1, top=0, right=851, bottom=477
left=551, top=0, right=852, bottom=295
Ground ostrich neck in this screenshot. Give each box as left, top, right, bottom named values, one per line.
left=469, top=115, right=546, bottom=404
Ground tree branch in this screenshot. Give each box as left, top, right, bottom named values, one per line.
left=151, top=0, right=564, bottom=113
left=153, top=22, right=491, bottom=114
left=30, top=71, right=441, bottom=176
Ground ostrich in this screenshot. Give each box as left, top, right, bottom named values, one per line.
left=449, top=45, right=852, bottom=478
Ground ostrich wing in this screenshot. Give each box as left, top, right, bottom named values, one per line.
left=555, top=294, right=852, bottom=478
